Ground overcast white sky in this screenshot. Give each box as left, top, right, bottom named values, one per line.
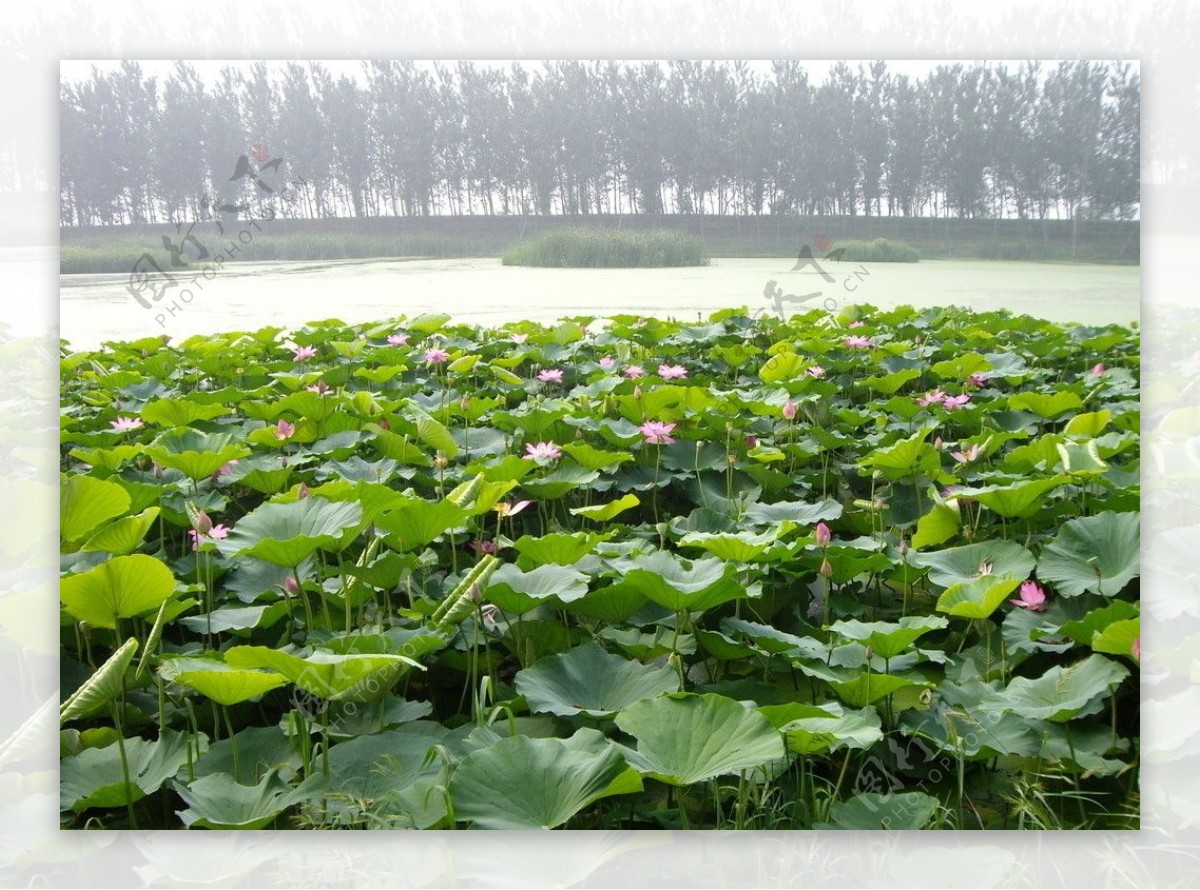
left=61, top=58, right=1119, bottom=86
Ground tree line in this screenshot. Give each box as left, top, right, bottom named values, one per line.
left=59, top=60, right=1139, bottom=227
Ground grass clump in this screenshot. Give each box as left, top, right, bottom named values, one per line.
left=832, top=238, right=920, bottom=263
left=501, top=228, right=710, bottom=268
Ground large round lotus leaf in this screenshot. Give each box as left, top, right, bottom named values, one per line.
left=936, top=575, right=1023, bottom=620
left=988, top=654, right=1130, bottom=722
left=485, top=563, right=590, bottom=615
left=60, top=730, right=194, bottom=811
left=953, top=477, right=1069, bottom=519
left=322, top=730, right=448, bottom=829
left=169, top=662, right=288, bottom=706
left=911, top=540, right=1036, bottom=588
left=602, top=552, right=748, bottom=613
left=60, top=554, right=176, bottom=629
left=374, top=499, right=468, bottom=551
left=1036, top=511, right=1140, bottom=596
left=514, top=642, right=680, bottom=717
left=759, top=701, right=883, bottom=754
left=61, top=474, right=131, bottom=544
left=614, top=693, right=785, bottom=785
left=449, top=728, right=642, bottom=829
left=175, top=771, right=323, bottom=829
left=215, top=498, right=363, bottom=567
left=145, top=429, right=251, bottom=479
left=224, top=646, right=421, bottom=702
left=821, top=791, right=939, bottom=830
left=828, top=616, right=948, bottom=660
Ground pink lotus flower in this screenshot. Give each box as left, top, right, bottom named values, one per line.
left=387, top=333, right=409, bottom=346
left=599, top=357, right=617, bottom=370
left=469, top=539, right=499, bottom=556
left=844, top=336, right=872, bottom=349
left=214, top=460, right=238, bottom=478
left=814, top=522, right=832, bottom=548
left=967, top=372, right=989, bottom=388
left=188, top=523, right=230, bottom=551
left=510, top=333, right=529, bottom=344
left=1010, top=580, right=1047, bottom=611
left=782, top=401, right=798, bottom=420
left=493, top=500, right=532, bottom=518
left=523, top=441, right=562, bottom=461
left=292, top=345, right=318, bottom=362
left=1091, top=363, right=1106, bottom=375
left=806, top=366, right=826, bottom=378
left=537, top=368, right=564, bottom=383
left=942, top=394, right=972, bottom=411
left=745, top=435, right=759, bottom=449
left=283, top=576, right=301, bottom=595
left=848, top=320, right=865, bottom=329
left=951, top=444, right=982, bottom=463
left=917, top=389, right=947, bottom=407
left=1132, top=636, right=1140, bottom=661
left=658, top=364, right=688, bottom=380
left=424, top=348, right=450, bottom=364
left=624, top=365, right=646, bottom=379
left=110, top=416, right=144, bottom=432
left=274, top=419, right=296, bottom=440
left=639, top=420, right=677, bottom=445
left=306, top=381, right=331, bottom=395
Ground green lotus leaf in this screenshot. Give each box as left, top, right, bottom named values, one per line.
left=485, top=563, right=590, bottom=615
left=224, top=646, right=422, bottom=702
left=160, top=657, right=288, bottom=706
left=759, top=701, right=883, bottom=754
left=828, top=616, right=948, bottom=660
left=615, top=693, right=785, bottom=785
left=860, top=430, right=940, bottom=480
left=61, top=474, right=130, bottom=544
left=822, top=791, right=939, bottom=830
left=145, top=429, right=251, bottom=479
left=514, top=642, right=680, bottom=717
left=175, top=771, right=324, bottom=829
left=990, top=654, right=1130, bottom=722
left=450, top=728, right=641, bottom=829
left=604, top=552, right=747, bottom=613
left=912, top=540, right=1036, bottom=587
left=60, top=637, right=138, bottom=724
left=1008, top=390, right=1083, bottom=419
left=954, top=476, right=1069, bottom=519
left=1036, top=511, right=1139, bottom=596
left=828, top=672, right=928, bottom=707
left=936, top=575, right=1023, bottom=619
left=374, top=498, right=468, bottom=551
left=140, top=397, right=230, bottom=427
left=60, top=554, right=177, bottom=629
left=80, top=507, right=160, bottom=555
left=569, top=493, right=640, bottom=522
left=216, top=497, right=364, bottom=567
left=61, top=730, right=195, bottom=811
left=513, top=532, right=608, bottom=567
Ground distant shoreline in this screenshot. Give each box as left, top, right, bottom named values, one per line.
left=60, top=215, right=1140, bottom=274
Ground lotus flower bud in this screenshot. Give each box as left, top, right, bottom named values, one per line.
left=284, top=576, right=301, bottom=595
left=819, top=558, right=834, bottom=578
left=898, top=537, right=909, bottom=556
left=633, top=385, right=642, bottom=399
left=460, top=395, right=471, bottom=412
left=782, top=401, right=798, bottom=421
left=192, top=510, right=213, bottom=535
left=815, top=522, right=832, bottom=548
left=296, top=483, right=310, bottom=500
left=434, top=454, right=450, bottom=469
left=378, top=418, right=390, bottom=431
left=745, top=435, right=759, bottom=449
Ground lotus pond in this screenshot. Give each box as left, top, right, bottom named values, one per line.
left=59, top=303, right=1140, bottom=830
